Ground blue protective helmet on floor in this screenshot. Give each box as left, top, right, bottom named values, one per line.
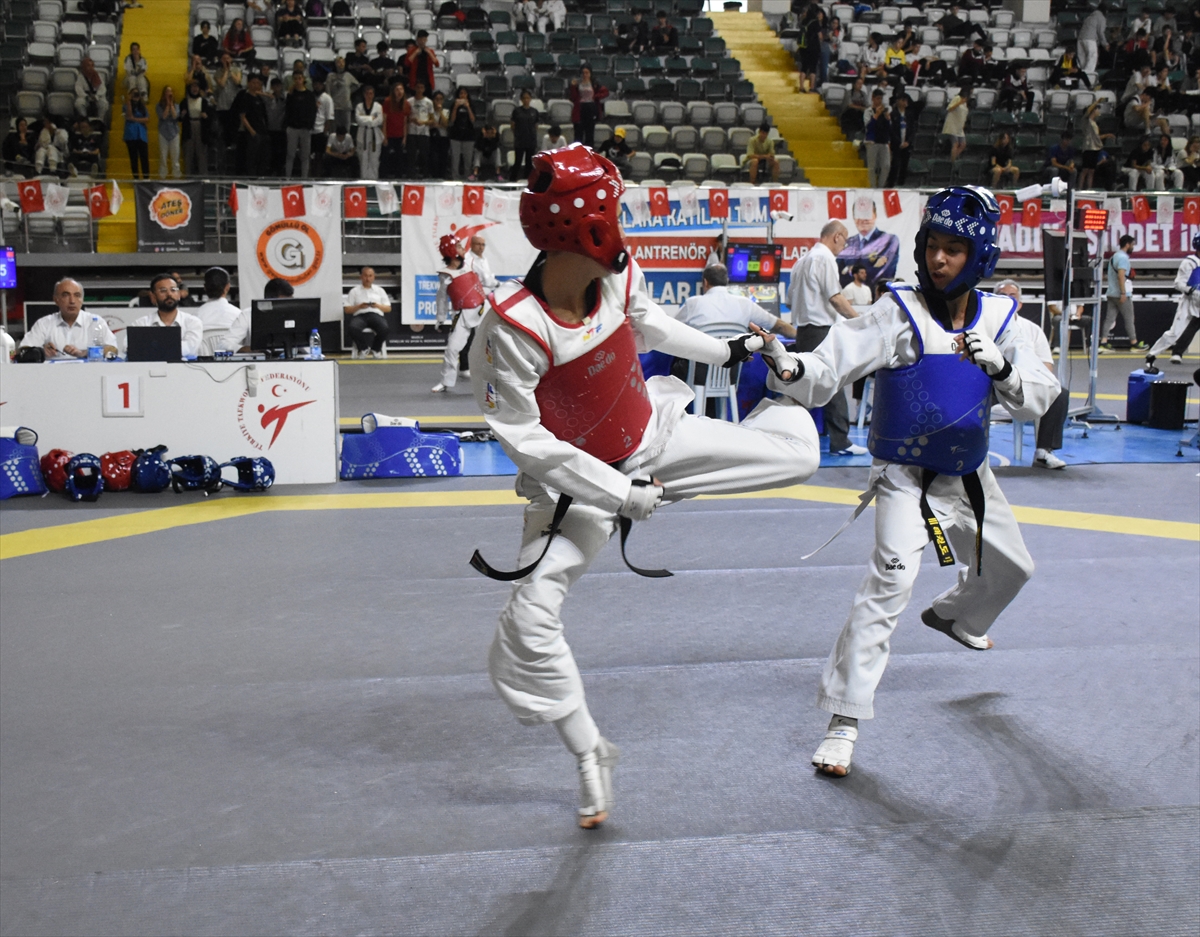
left=132, top=446, right=172, bottom=492
left=219, top=457, right=275, bottom=491
left=63, top=453, right=104, bottom=502
left=0, top=427, right=48, bottom=499
left=914, top=186, right=1002, bottom=301
left=170, top=455, right=224, bottom=494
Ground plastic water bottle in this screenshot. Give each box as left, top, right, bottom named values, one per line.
left=309, top=328, right=322, bottom=360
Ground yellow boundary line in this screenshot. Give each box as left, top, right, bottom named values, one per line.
left=1, top=484, right=1195, bottom=561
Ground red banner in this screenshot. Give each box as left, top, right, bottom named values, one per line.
left=1020, top=199, right=1041, bottom=228
left=402, top=185, right=425, bottom=216
left=997, top=193, right=1013, bottom=225
left=768, top=189, right=789, bottom=214
left=882, top=189, right=902, bottom=217
left=462, top=184, right=484, bottom=215
left=1131, top=195, right=1151, bottom=223
left=648, top=187, right=670, bottom=217
left=18, top=180, right=44, bottom=214
left=708, top=189, right=728, bottom=218
left=281, top=185, right=306, bottom=218
left=85, top=184, right=111, bottom=219
left=827, top=190, right=847, bottom=219
left=343, top=186, right=368, bottom=218
left=1185, top=197, right=1200, bottom=226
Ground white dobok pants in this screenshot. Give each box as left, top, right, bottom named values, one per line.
left=817, top=461, right=1034, bottom=720
left=1147, top=302, right=1199, bottom=358
left=440, top=312, right=475, bottom=387
left=489, top=399, right=820, bottom=725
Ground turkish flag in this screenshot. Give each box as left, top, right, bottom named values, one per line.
left=462, top=184, right=485, bottom=215
left=85, top=184, right=111, bottom=219
left=402, top=184, right=425, bottom=216
left=1131, top=195, right=1151, bottom=223
left=229, top=184, right=238, bottom=214
left=708, top=188, right=729, bottom=218
left=996, top=193, right=1014, bottom=225
left=344, top=185, right=368, bottom=218
left=648, top=186, right=670, bottom=216
left=882, top=189, right=902, bottom=218
left=1076, top=199, right=1097, bottom=213
left=281, top=185, right=306, bottom=218
left=18, top=180, right=44, bottom=214
left=768, top=189, right=789, bottom=214
left=1021, top=199, right=1041, bottom=228
left=1185, top=197, right=1200, bottom=226
left=827, top=190, right=847, bottom=219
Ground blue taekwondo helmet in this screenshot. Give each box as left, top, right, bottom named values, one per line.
left=915, top=186, right=1002, bottom=302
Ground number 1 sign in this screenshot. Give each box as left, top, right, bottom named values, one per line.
left=101, top=376, right=143, bottom=417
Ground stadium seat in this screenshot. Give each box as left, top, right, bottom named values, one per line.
left=46, top=90, right=73, bottom=118
left=50, top=66, right=75, bottom=92
left=710, top=152, right=738, bottom=183
left=671, top=124, right=697, bottom=152
left=594, top=123, right=613, bottom=146
left=700, top=125, right=727, bottom=155
left=549, top=32, right=575, bottom=53
left=547, top=98, right=573, bottom=125
left=16, top=90, right=44, bottom=117
left=740, top=103, right=766, bottom=127
left=631, top=100, right=658, bottom=125
left=642, top=124, right=670, bottom=151
left=622, top=76, right=648, bottom=97
left=477, top=50, right=502, bottom=73
left=713, top=101, right=739, bottom=128
left=648, top=77, right=675, bottom=101
left=653, top=151, right=682, bottom=182
left=541, top=76, right=566, bottom=99
left=728, top=126, right=752, bottom=151
left=665, top=56, right=689, bottom=77
left=531, top=52, right=556, bottom=73
left=627, top=151, right=652, bottom=181
left=682, top=152, right=709, bottom=183
left=21, top=66, right=49, bottom=93
left=639, top=56, right=663, bottom=76
left=557, top=52, right=582, bottom=75
left=489, top=98, right=514, bottom=123
left=604, top=99, right=632, bottom=122
left=659, top=101, right=685, bottom=127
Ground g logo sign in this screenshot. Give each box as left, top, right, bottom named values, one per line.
left=255, top=219, right=325, bottom=285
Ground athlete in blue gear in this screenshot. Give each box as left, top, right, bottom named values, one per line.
left=752, top=186, right=1062, bottom=777
left=837, top=195, right=900, bottom=290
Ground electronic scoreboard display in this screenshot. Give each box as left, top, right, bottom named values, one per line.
left=0, top=246, right=15, bottom=289
left=724, top=243, right=783, bottom=284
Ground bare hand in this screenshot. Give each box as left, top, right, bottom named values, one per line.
left=63, top=344, right=85, bottom=358
left=43, top=341, right=58, bottom=356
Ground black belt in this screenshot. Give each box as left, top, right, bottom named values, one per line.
left=469, top=482, right=672, bottom=582
left=919, top=468, right=986, bottom=576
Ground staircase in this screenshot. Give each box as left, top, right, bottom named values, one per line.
left=98, top=0, right=192, bottom=253
left=708, top=11, right=868, bottom=188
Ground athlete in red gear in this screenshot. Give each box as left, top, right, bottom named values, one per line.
left=468, top=144, right=822, bottom=828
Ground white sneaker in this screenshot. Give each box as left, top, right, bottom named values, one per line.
left=430, top=382, right=446, bottom=393
left=1034, top=448, right=1066, bottom=470
left=460, top=368, right=471, bottom=378
left=812, top=716, right=857, bottom=777
left=577, top=737, right=620, bottom=829
left=832, top=443, right=869, bottom=456
left=1171, top=355, right=1183, bottom=364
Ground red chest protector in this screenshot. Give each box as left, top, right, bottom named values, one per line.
left=490, top=277, right=653, bottom=465
left=446, top=270, right=485, bottom=310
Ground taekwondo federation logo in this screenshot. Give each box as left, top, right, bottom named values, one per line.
left=485, top=382, right=498, bottom=409
left=256, top=219, right=325, bottom=286
left=582, top=320, right=605, bottom=343
left=236, top=372, right=316, bottom=450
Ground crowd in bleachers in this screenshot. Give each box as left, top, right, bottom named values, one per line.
left=797, top=0, right=1200, bottom=190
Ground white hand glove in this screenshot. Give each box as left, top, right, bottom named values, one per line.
left=759, top=335, right=804, bottom=383
left=962, top=328, right=1008, bottom=377
left=619, top=480, right=664, bottom=521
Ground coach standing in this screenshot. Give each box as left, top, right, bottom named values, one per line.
left=786, top=221, right=868, bottom=456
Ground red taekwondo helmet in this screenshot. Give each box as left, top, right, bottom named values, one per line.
left=438, top=233, right=462, bottom=262
left=519, top=142, right=629, bottom=274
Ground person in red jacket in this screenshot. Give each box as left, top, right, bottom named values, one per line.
left=404, top=30, right=440, bottom=94
left=381, top=80, right=410, bottom=177
left=568, top=66, right=608, bottom=148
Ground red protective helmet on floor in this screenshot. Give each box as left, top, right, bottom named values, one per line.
left=438, top=233, right=462, bottom=261
left=40, top=448, right=74, bottom=493
left=101, top=450, right=137, bottom=491
left=519, top=143, right=629, bottom=274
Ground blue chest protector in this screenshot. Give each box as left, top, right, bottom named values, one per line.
left=868, top=286, right=1015, bottom=477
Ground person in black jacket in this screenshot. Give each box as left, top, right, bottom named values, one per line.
left=181, top=81, right=213, bottom=174
left=283, top=72, right=318, bottom=177
left=234, top=75, right=270, bottom=175
left=192, top=21, right=219, bottom=65
left=885, top=94, right=913, bottom=186
left=510, top=89, right=539, bottom=181
left=651, top=11, right=679, bottom=54
left=619, top=11, right=650, bottom=55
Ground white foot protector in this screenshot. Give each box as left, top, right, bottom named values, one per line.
left=812, top=716, right=857, bottom=777
left=577, top=736, right=620, bottom=829
left=921, top=607, right=992, bottom=649
left=430, top=382, right=446, bottom=393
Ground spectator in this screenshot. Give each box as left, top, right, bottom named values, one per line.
left=1124, top=136, right=1161, bottom=190
left=1078, top=1, right=1109, bottom=79
left=287, top=58, right=313, bottom=92
left=325, top=125, right=358, bottom=177
left=195, top=266, right=241, bottom=337
left=306, top=0, right=328, bottom=18
left=19, top=278, right=116, bottom=360
left=1045, top=130, right=1078, bottom=187
left=185, top=54, right=212, bottom=97
left=1093, top=147, right=1119, bottom=190
left=264, top=77, right=287, bottom=174
left=246, top=0, right=272, bottom=25
left=283, top=72, right=317, bottom=178
left=746, top=122, right=778, bottom=185
left=985, top=131, right=1018, bottom=188
left=678, top=263, right=796, bottom=337
left=510, top=88, right=539, bottom=181
left=841, top=263, right=872, bottom=311
left=326, top=57, right=360, bottom=134
left=381, top=80, right=410, bottom=178
left=799, top=7, right=827, bottom=92
left=156, top=86, right=182, bottom=179
left=939, top=3, right=987, bottom=43
left=958, top=38, right=986, bottom=81
left=193, top=20, right=219, bottom=64
left=355, top=84, right=385, bottom=179
left=223, top=18, right=255, bottom=59
left=343, top=267, right=392, bottom=358
left=1076, top=101, right=1115, bottom=190
left=597, top=125, right=634, bottom=175
left=1050, top=44, right=1091, bottom=89
left=1177, top=136, right=1200, bottom=190
left=122, top=91, right=150, bottom=178
left=999, top=64, right=1033, bottom=112
left=429, top=90, right=450, bottom=179
left=276, top=0, right=306, bottom=48
left=569, top=66, right=608, bottom=148
left=1101, top=234, right=1139, bottom=350
left=619, top=10, right=650, bottom=55
left=1124, top=28, right=1153, bottom=71
left=132, top=273, right=204, bottom=358
left=786, top=220, right=867, bottom=456
left=405, top=32, right=440, bottom=94
left=370, top=41, right=396, bottom=95
left=448, top=87, right=476, bottom=180
left=864, top=91, right=890, bottom=187
left=542, top=124, right=567, bottom=150
left=123, top=42, right=149, bottom=96
left=74, top=58, right=109, bottom=120
left=1155, top=133, right=1184, bottom=189
left=213, top=53, right=246, bottom=143
left=406, top=81, right=434, bottom=177
left=941, top=83, right=969, bottom=163
left=328, top=0, right=352, bottom=18
left=1122, top=65, right=1153, bottom=103
left=346, top=38, right=374, bottom=87
left=473, top=122, right=501, bottom=180
left=651, top=10, right=679, bottom=54
left=68, top=117, right=101, bottom=175
left=882, top=32, right=907, bottom=82
left=841, top=77, right=868, bottom=137
left=234, top=74, right=270, bottom=176
left=2, top=118, right=35, bottom=177
left=885, top=94, right=912, bottom=186
left=310, top=76, right=335, bottom=176
left=858, top=34, right=886, bottom=80
left=181, top=81, right=212, bottom=175
left=171, top=271, right=200, bottom=308
left=544, top=0, right=568, bottom=34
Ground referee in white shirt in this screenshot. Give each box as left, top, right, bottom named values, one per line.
left=19, top=277, right=117, bottom=359
left=131, top=273, right=205, bottom=358
left=786, top=220, right=868, bottom=455
left=343, top=266, right=393, bottom=357
left=678, top=263, right=795, bottom=338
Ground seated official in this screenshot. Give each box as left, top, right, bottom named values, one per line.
left=676, top=263, right=796, bottom=338
left=220, top=277, right=294, bottom=353
left=343, top=266, right=392, bottom=357
left=195, top=266, right=241, bottom=330
left=19, top=277, right=117, bottom=359
left=131, top=273, right=204, bottom=358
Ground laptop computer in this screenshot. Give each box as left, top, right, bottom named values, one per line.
left=125, top=326, right=183, bottom=362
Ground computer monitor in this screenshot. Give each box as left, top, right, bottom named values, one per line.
left=250, top=298, right=321, bottom=359
left=0, top=246, right=15, bottom=289
left=126, top=326, right=183, bottom=362
left=724, top=243, right=784, bottom=284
